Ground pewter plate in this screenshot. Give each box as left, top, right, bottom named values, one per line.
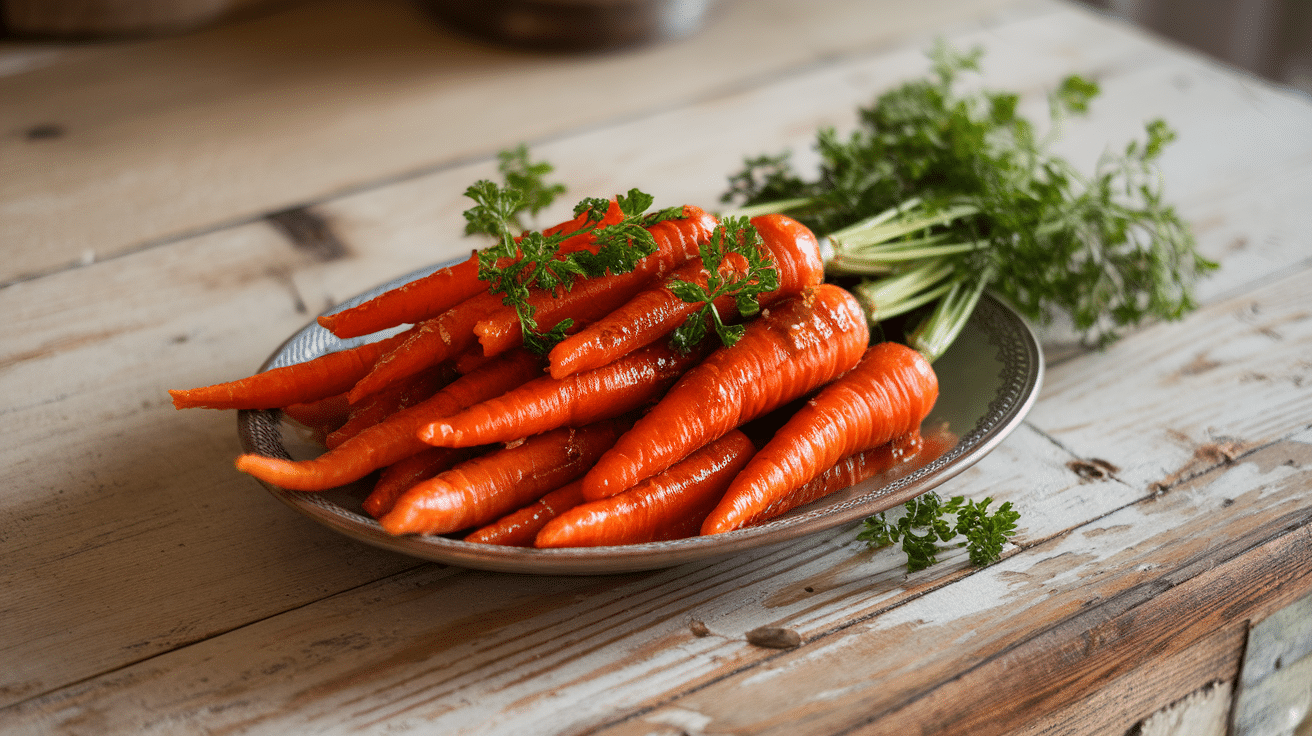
left=238, top=261, right=1043, bottom=575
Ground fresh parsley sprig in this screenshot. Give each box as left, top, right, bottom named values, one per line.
left=857, top=492, right=1020, bottom=572
left=464, top=168, right=684, bottom=354
left=721, top=42, right=1215, bottom=361
left=666, top=217, right=779, bottom=351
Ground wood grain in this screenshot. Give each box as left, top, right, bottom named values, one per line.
left=2, top=0, right=1311, bottom=733
left=0, top=0, right=1029, bottom=285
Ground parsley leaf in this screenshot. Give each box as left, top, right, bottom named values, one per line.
left=721, top=42, right=1214, bottom=361
left=856, top=492, right=1020, bottom=572
left=465, top=170, right=683, bottom=354
left=667, top=217, right=780, bottom=351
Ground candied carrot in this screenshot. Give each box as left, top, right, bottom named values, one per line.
left=473, top=205, right=719, bottom=357
left=346, top=290, right=504, bottom=404
left=702, top=342, right=940, bottom=534
left=325, top=362, right=457, bottom=448
left=581, top=284, right=869, bottom=501
left=702, top=428, right=957, bottom=533
left=379, top=421, right=624, bottom=536
left=548, top=213, right=826, bottom=379
left=317, top=201, right=623, bottom=339
left=363, top=446, right=478, bottom=519
left=281, top=393, right=351, bottom=440
left=168, top=329, right=413, bottom=411
left=463, top=479, right=586, bottom=546
left=535, top=430, right=756, bottom=547
left=418, top=339, right=710, bottom=448
left=234, top=350, right=543, bottom=491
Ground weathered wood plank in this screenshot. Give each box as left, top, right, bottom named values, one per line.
left=3, top=3, right=1312, bottom=732
left=5, top=254, right=1310, bottom=732
left=594, top=436, right=1312, bottom=736
left=0, top=0, right=1033, bottom=285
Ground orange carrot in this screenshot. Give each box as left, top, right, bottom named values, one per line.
left=346, top=290, right=504, bottom=403
left=462, top=479, right=587, bottom=546
left=701, top=342, right=939, bottom=534
left=168, top=329, right=413, bottom=410
left=379, top=421, right=624, bottom=536
left=281, top=393, right=351, bottom=440
left=473, top=205, right=719, bottom=357
left=363, top=446, right=479, bottom=519
left=535, top=430, right=756, bottom=547
left=548, top=213, right=826, bottom=379
left=580, top=284, right=870, bottom=501
left=317, top=201, right=624, bottom=339
left=233, top=350, right=543, bottom=491
left=418, top=339, right=710, bottom=448
left=324, top=362, right=457, bottom=448
left=702, top=428, right=957, bottom=533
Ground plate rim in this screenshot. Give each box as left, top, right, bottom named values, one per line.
left=238, top=262, right=1044, bottom=575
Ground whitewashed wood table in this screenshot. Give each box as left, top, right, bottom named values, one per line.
left=3, top=0, right=1311, bottom=733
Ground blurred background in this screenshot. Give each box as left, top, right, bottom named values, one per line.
left=1074, top=0, right=1312, bottom=95
left=1, top=0, right=1309, bottom=96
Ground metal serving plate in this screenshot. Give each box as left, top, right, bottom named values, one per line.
left=238, top=261, right=1043, bottom=575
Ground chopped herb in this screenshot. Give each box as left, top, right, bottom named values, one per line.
left=857, top=492, right=1020, bottom=572
left=464, top=155, right=683, bottom=353
left=666, top=217, right=780, bottom=351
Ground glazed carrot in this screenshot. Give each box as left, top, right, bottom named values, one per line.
left=535, top=430, right=756, bottom=547
left=281, top=393, right=351, bottom=439
left=317, top=201, right=624, bottom=339
left=463, top=479, right=587, bottom=546
left=363, top=446, right=479, bottom=519
left=379, top=421, right=625, bottom=536
left=233, top=350, right=543, bottom=491
left=702, top=342, right=939, bottom=534
left=324, top=362, right=457, bottom=448
left=418, top=339, right=710, bottom=448
left=168, top=329, right=413, bottom=410
left=548, top=213, right=826, bottom=379
left=473, top=205, right=719, bottom=357
left=346, top=290, right=504, bottom=403
left=581, top=284, right=870, bottom=501
left=702, top=427, right=957, bottom=533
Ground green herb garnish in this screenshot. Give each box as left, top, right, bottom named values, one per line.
left=464, top=158, right=683, bottom=354
left=666, top=216, right=779, bottom=351
left=722, top=42, right=1214, bottom=361
left=857, top=492, right=1020, bottom=572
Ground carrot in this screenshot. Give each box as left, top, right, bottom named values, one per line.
left=473, top=205, right=719, bottom=357
left=317, top=201, right=624, bottom=339
left=281, top=393, right=351, bottom=440
left=535, top=430, right=756, bottom=547
left=168, top=329, right=413, bottom=410
left=363, top=445, right=479, bottom=519
left=324, top=361, right=457, bottom=448
left=580, top=284, right=870, bottom=501
left=346, top=290, right=504, bottom=403
left=462, top=479, right=587, bottom=546
left=701, top=342, right=939, bottom=534
left=701, top=427, right=957, bottom=533
left=379, top=420, right=625, bottom=536
left=548, top=213, right=826, bottom=379
left=418, top=339, right=710, bottom=448
left=233, top=349, right=543, bottom=491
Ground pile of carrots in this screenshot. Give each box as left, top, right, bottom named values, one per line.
left=170, top=203, right=943, bottom=547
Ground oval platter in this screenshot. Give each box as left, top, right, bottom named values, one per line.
left=238, top=261, right=1043, bottom=575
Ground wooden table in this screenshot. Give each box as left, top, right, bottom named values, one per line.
left=4, top=0, right=1311, bottom=733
